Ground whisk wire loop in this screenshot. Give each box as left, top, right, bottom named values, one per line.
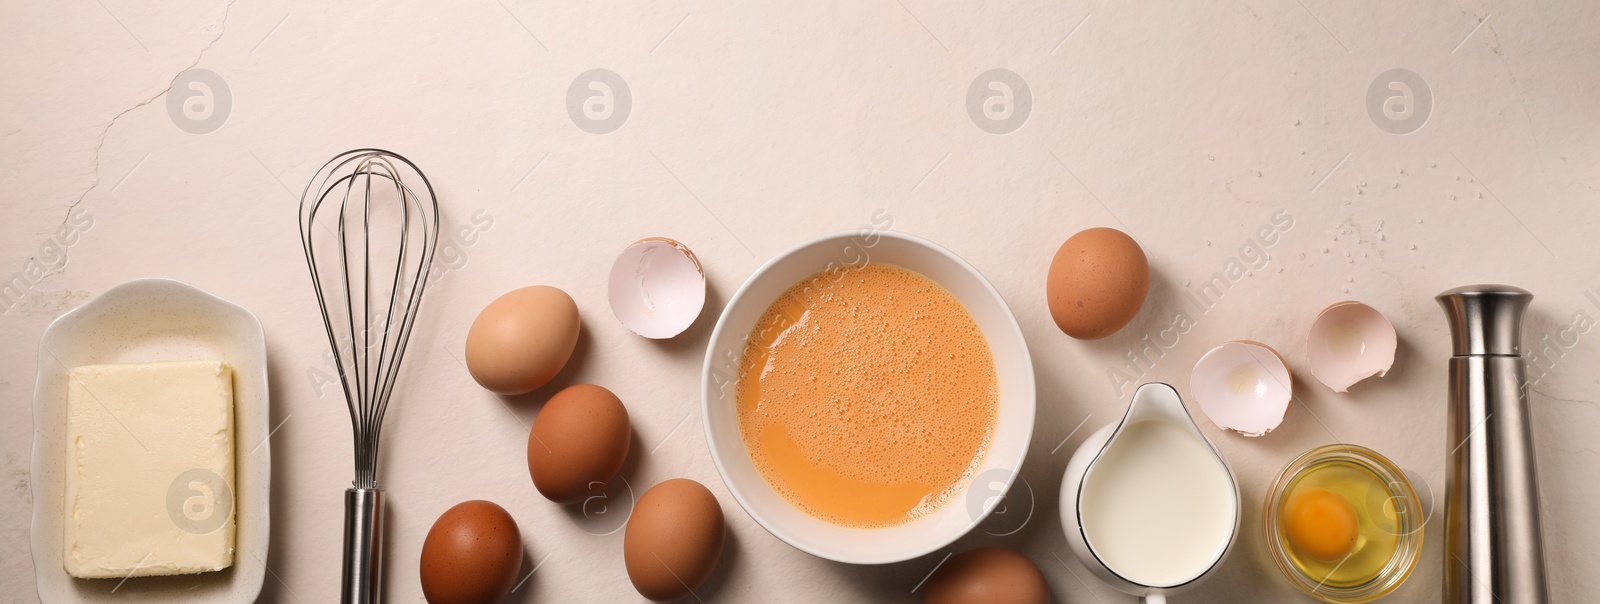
left=297, top=149, right=439, bottom=489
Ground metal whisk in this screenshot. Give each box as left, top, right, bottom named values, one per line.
left=297, top=149, right=439, bottom=604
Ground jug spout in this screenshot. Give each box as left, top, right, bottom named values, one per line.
left=1124, top=382, right=1194, bottom=426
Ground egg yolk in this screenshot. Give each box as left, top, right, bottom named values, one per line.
left=1283, top=487, right=1359, bottom=561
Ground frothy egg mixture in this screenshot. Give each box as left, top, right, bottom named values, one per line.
left=736, top=264, right=999, bottom=528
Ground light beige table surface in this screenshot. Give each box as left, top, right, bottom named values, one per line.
left=4, top=1, right=1598, bottom=602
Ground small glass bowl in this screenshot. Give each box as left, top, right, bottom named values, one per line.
left=1263, top=444, right=1423, bottom=603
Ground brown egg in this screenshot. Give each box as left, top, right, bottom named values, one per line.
left=924, top=547, right=1050, bottom=604
left=1046, top=227, right=1150, bottom=339
left=465, top=285, right=580, bottom=395
left=624, top=479, right=725, bottom=602
left=527, top=384, right=631, bottom=504
left=419, top=500, right=524, bottom=604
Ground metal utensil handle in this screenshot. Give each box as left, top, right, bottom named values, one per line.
left=1446, top=357, right=1549, bottom=603
left=342, top=487, right=384, bottom=604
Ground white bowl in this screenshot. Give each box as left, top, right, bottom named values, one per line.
left=700, top=230, right=1035, bottom=564
left=31, top=279, right=270, bottom=603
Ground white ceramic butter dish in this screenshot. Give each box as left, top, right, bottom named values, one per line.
left=30, top=278, right=271, bottom=604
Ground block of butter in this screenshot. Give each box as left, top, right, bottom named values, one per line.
left=64, top=360, right=236, bottom=579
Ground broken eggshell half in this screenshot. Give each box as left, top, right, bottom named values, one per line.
left=608, top=237, right=707, bottom=339
left=1190, top=340, right=1293, bottom=437
left=1306, top=301, right=1396, bottom=393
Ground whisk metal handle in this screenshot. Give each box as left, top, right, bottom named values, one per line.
left=341, top=487, right=384, bottom=604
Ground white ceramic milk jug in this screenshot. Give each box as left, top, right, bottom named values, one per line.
left=1059, top=382, right=1240, bottom=603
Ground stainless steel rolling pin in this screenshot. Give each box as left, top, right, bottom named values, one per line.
left=1437, top=285, right=1549, bottom=603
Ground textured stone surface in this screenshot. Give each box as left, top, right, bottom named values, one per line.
left=3, top=1, right=1597, bottom=601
